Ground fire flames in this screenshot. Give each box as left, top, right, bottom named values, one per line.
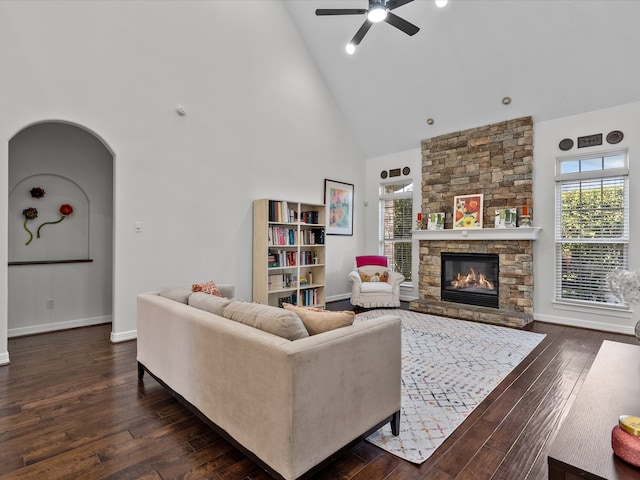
left=450, top=268, right=495, bottom=290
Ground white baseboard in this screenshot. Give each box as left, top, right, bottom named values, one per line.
left=8, top=315, right=112, bottom=338
left=110, top=329, right=137, bottom=343
left=326, top=293, right=351, bottom=303
left=534, top=312, right=634, bottom=335
left=0, top=351, right=10, bottom=366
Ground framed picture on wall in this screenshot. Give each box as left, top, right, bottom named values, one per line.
left=324, top=179, right=354, bottom=236
left=453, top=194, right=483, bottom=229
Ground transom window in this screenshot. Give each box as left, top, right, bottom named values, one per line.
left=379, top=181, right=412, bottom=282
left=555, top=152, right=629, bottom=306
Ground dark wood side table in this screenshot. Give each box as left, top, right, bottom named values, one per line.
left=548, top=340, right=640, bottom=480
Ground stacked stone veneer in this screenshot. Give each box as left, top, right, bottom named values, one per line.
left=410, top=116, right=534, bottom=328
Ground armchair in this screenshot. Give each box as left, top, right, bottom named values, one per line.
left=348, top=255, right=405, bottom=308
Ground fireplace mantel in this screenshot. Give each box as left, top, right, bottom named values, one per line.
left=413, top=227, right=541, bottom=241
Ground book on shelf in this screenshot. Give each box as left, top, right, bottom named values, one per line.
left=268, top=226, right=297, bottom=246
left=269, top=249, right=298, bottom=267
left=300, top=210, right=319, bottom=225
left=300, top=228, right=325, bottom=245
left=299, top=250, right=319, bottom=265
left=268, top=200, right=298, bottom=224
left=299, top=287, right=319, bottom=306
left=268, top=273, right=297, bottom=290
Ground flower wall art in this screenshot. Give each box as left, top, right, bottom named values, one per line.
left=20, top=186, right=74, bottom=245
left=453, top=194, right=483, bottom=229
left=9, top=174, right=90, bottom=264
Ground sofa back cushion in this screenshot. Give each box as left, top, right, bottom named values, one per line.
left=188, top=292, right=233, bottom=316
left=158, top=286, right=193, bottom=304
left=223, top=301, right=309, bottom=340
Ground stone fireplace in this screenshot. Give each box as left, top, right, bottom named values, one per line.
left=410, top=116, right=535, bottom=328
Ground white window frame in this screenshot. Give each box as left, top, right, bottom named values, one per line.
left=554, top=150, right=629, bottom=308
left=379, top=179, right=413, bottom=285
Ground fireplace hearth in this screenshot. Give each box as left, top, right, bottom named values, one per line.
left=441, top=253, right=499, bottom=308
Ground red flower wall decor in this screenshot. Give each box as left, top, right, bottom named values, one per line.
left=37, top=204, right=74, bottom=239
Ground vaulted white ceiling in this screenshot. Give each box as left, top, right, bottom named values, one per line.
left=284, top=0, right=640, bottom=158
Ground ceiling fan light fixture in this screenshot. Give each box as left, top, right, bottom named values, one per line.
left=345, top=43, right=356, bottom=55
left=367, top=5, right=387, bottom=23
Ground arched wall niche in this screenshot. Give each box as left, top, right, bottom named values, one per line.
left=6, top=120, right=115, bottom=338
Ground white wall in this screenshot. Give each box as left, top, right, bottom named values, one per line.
left=364, top=148, right=422, bottom=301
left=0, top=0, right=364, bottom=360
left=533, top=101, right=640, bottom=334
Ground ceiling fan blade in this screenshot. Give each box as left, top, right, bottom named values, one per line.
left=350, top=20, right=373, bottom=46
left=315, top=8, right=367, bottom=16
left=384, top=12, right=419, bottom=36
left=386, top=0, right=414, bottom=11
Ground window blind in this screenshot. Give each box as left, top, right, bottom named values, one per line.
left=555, top=174, right=629, bottom=305
left=379, top=181, right=413, bottom=282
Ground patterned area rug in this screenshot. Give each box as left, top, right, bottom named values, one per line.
left=355, top=309, right=545, bottom=464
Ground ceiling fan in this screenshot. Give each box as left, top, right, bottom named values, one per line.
left=315, top=0, right=419, bottom=53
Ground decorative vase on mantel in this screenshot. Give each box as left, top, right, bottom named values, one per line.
left=607, top=269, right=640, bottom=342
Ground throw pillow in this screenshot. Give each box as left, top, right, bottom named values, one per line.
left=282, top=303, right=355, bottom=335
left=158, top=286, right=192, bottom=304
left=192, top=280, right=222, bottom=297
left=359, top=271, right=371, bottom=282
left=188, top=292, right=233, bottom=316
left=222, top=301, right=309, bottom=341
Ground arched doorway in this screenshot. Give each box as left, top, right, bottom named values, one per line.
left=7, top=121, right=113, bottom=336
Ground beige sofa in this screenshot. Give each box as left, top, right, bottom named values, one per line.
left=136, top=288, right=402, bottom=480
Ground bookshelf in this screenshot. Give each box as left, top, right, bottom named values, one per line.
left=253, top=199, right=326, bottom=308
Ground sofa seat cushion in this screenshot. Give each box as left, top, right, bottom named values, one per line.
left=360, top=282, right=393, bottom=293
left=282, top=304, right=355, bottom=335
left=188, top=292, right=233, bottom=316
left=223, top=301, right=309, bottom=340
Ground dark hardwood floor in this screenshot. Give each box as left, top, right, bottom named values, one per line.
left=0, top=301, right=636, bottom=479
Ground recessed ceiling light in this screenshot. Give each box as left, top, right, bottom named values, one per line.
left=435, top=0, right=448, bottom=7
left=426, top=118, right=435, bottom=125
left=502, top=97, right=512, bottom=105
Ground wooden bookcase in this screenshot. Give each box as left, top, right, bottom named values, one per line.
left=253, top=199, right=326, bottom=308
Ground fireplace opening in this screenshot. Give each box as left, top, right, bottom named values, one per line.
left=441, top=253, right=499, bottom=308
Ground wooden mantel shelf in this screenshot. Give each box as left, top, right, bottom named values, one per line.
left=412, top=227, right=542, bottom=241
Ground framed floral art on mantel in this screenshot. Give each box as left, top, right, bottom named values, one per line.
left=453, top=194, right=483, bottom=229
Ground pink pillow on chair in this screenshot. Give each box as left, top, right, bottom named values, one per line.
left=356, top=255, right=388, bottom=268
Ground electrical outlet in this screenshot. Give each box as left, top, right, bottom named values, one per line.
left=47, top=299, right=54, bottom=309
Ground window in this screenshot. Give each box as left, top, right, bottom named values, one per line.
left=555, top=152, right=628, bottom=306
left=379, top=181, right=412, bottom=282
